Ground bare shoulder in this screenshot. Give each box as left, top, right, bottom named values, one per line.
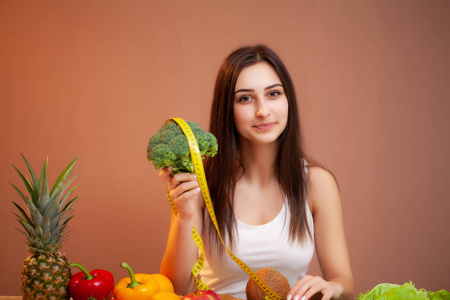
left=307, top=165, right=341, bottom=213
left=307, top=165, right=339, bottom=193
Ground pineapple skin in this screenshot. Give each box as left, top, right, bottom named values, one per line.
left=21, top=252, right=71, bottom=300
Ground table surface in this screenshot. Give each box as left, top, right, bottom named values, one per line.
left=0, top=298, right=74, bottom=300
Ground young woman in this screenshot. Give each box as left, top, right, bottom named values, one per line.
left=159, top=45, right=354, bottom=300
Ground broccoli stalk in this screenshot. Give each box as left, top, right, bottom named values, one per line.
left=147, top=120, right=218, bottom=174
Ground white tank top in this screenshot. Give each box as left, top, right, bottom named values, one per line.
left=198, top=198, right=315, bottom=298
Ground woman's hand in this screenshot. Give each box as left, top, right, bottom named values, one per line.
left=159, top=167, right=205, bottom=294
left=159, top=167, right=203, bottom=219
left=287, top=275, right=344, bottom=300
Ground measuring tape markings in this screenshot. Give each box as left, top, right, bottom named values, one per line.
left=165, top=118, right=283, bottom=300
left=165, top=181, right=178, bottom=215
left=192, top=227, right=204, bottom=277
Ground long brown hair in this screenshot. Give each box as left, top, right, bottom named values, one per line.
left=204, top=45, right=312, bottom=253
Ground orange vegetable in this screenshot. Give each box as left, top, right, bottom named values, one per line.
left=113, top=262, right=176, bottom=300
left=151, top=291, right=181, bottom=299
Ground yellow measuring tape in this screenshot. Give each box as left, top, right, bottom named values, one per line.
left=164, top=118, right=283, bottom=300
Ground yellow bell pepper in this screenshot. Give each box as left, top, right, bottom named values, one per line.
left=113, top=262, right=174, bottom=300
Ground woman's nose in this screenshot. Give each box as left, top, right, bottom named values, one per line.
left=256, top=101, right=270, bottom=118
left=256, top=104, right=270, bottom=118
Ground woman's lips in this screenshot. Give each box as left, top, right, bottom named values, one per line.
left=253, top=122, right=276, bottom=131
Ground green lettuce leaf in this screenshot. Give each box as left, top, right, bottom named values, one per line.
left=358, top=281, right=429, bottom=300
left=428, top=290, right=450, bottom=300
left=358, top=283, right=400, bottom=300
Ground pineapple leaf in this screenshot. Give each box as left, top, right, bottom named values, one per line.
left=42, top=190, right=60, bottom=221
left=49, top=214, right=61, bottom=232
left=51, top=167, right=75, bottom=200
left=14, top=227, right=34, bottom=244
left=59, top=213, right=75, bottom=229
left=27, top=246, right=39, bottom=253
left=49, top=211, right=74, bottom=240
left=59, top=183, right=79, bottom=208
left=32, top=208, right=43, bottom=227
left=53, top=197, right=78, bottom=228
left=51, top=221, right=68, bottom=238
left=59, top=236, right=71, bottom=244
left=12, top=212, right=26, bottom=224
left=39, top=157, right=48, bottom=189
left=25, top=197, right=38, bottom=222
left=43, top=199, right=59, bottom=221
left=50, top=226, right=65, bottom=241
left=16, top=239, right=29, bottom=247
left=55, top=229, right=74, bottom=244
left=20, top=154, right=40, bottom=195
left=52, top=234, right=64, bottom=246
left=53, top=236, right=64, bottom=247
left=59, top=196, right=80, bottom=215
left=11, top=155, right=82, bottom=253
left=10, top=182, right=28, bottom=206
left=51, top=214, right=74, bottom=238
left=48, top=231, right=60, bottom=245
left=52, top=175, right=78, bottom=203
left=50, top=155, right=82, bottom=199
left=12, top=213, right=33, bottom=234
left=37, top=176, right=50, bottom=211
left=42, top=231, right=51, bottom=243
left=33, top=236, right=44, bottom=249
left=35, top=225, right=43, bottom=239
left=43, top=243, right=56, bottom=252
left=13, top=215, right=35, bottom=240
left=19, top=219, right=35, bottom=236
left=12, top=164, right=37, bottom=205
left=11, top=201, right=33, bottom=225
left=41, top=216, right=51, bottom=235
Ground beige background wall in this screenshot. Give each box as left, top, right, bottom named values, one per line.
left=1, top=0, right=449, bottom=296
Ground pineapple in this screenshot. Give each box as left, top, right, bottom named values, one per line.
left=11, top=154, right=81, bottom=300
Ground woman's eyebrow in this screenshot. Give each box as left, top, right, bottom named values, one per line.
left=234, top=83, right=283, bottom=94
left=234, top=88, right=254, bottom=94
left=265, top=83, right=283, bottom=90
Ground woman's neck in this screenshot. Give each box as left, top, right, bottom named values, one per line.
left=238, top=141, right=278, bottom=185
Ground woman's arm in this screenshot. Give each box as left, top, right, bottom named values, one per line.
left=289, top=166, right=354, bottom=300
left=159, top=168, right=205, bottom=295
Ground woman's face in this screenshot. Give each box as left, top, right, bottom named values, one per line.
left=233, top=62, right=288, bottom=146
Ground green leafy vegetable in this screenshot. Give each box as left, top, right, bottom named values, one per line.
left=358, top=281, right=449, bottom=300
left=428, top=290, right=450, bottom=300
left=147, top=120, right=218, bottom=174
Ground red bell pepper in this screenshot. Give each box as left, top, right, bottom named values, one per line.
left=69, top=262, right=115, bottom=300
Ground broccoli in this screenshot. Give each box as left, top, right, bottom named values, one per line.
left=147, top=120, right=218, bottom=174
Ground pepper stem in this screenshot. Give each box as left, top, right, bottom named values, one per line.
left=121, top=262, right=141, bottom=289
left=70, top=262, right=94, bottom=280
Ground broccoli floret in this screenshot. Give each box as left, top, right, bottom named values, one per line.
left=147, top=120, right=218, bottom=174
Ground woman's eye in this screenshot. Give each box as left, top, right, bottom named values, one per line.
left=268, top=90, right=282, bottom=97
left=238, top=95, right=252, bottom=102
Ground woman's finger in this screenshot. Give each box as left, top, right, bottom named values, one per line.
left=158, top=167, right=173, bottom=180
left=301, top=280, right=327, bottom=299
left=173, top=172, right=197, bottom=183
left=169, top=173, right=197, bottom=190
left=296, top=278, right=321, bottom=299
left=288, top=276, right=328, bottom=300
left=288, top=275, right=313, bottom=297
left=169, top=180, right=200, bottom=200
left=175, top=187, right=201, bottom=204
left=320, top=289, right=335, bottom=300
